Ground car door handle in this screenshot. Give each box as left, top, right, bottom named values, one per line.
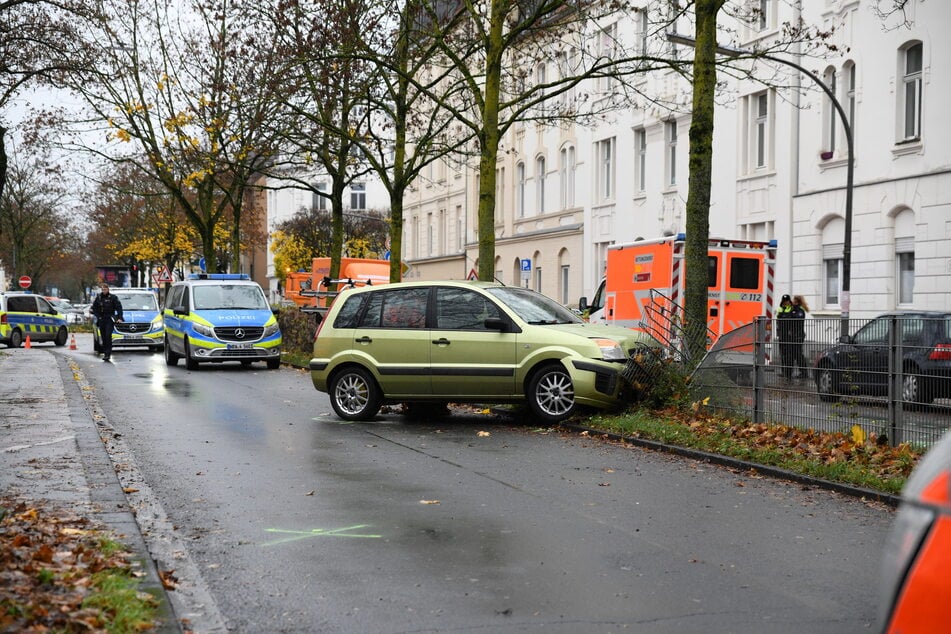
left=356, top=336, right=372, bottom=344
left=432, top=338, right=451, bottom=346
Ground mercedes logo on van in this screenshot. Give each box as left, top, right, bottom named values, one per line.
left=129, top=324, right=139, bottom=332
left=235, top=328, right=246, bottom=339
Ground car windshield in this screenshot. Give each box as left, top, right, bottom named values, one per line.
left=114, top=293, right=159, bottom=311
left=193, top=285, right=269, bottom=310
left=485, top=287, right=582, bottom=325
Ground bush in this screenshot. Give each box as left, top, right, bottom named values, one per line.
left=277, top=306, right=319, bottom=356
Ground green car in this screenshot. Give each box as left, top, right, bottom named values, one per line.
left=309, top=281, right=656, bottom=423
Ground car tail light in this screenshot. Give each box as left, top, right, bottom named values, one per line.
left=928, top=343, right=951, bottom=361
left=0, top=314, right=6, bottom=324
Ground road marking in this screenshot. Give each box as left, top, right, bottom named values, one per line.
left=261, top=524, right=382, bottom=546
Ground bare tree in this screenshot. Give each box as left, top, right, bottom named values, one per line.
left=60, top=0, right=288, bottom=274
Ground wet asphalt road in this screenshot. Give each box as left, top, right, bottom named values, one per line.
left=62, top=336, right=894, bottom=633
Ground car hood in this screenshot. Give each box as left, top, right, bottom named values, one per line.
left=544, top=322, right=657, bottom=347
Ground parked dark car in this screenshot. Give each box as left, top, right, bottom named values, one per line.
left=814, top=311, right=951, bottom=405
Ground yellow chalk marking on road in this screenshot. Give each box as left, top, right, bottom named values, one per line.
left=261, top=524, right=382, bottom=546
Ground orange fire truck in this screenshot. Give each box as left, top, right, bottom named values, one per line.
left=581, top=234, right=776, bottom=345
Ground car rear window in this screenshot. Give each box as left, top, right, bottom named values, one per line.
left=333, top=295, right=365, bottom=329
left=7, top=296, right=36, bottom=312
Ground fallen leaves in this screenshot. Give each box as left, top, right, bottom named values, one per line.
left=0, top=497, right=157, bottom=633
left=419, top=500, right=441, bottom=505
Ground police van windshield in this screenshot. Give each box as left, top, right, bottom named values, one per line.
left=193, top=285, right=269, bottom=310
left=114, top=293, right=158, bottom=311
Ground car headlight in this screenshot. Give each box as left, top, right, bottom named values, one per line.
left=592, top=338, right=624, bottom=361
left=263, top=323, right=280, bottom=337
left=151, top=317, right=164, bottom=332
left=193, top=323, right=214, bottom=338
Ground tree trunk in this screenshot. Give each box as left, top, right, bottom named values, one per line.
left=477, top=0, right=505, bottom=282
left=684, top=0, right=724, bottom=363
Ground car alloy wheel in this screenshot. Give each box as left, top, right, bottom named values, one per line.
left=816, top=366, right=839, bottom=402
left=528, top=364, right=576, bottom=423
left=329, top=367, right=381, bottom=421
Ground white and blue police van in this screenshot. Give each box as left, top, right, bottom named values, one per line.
left=0, top=292, right=69, bottom=348
left=93, top=288, right=165, bottom=354
left=163, top=274, right=282, bottom=370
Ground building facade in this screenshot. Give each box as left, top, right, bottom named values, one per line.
left=401, top=0, right=951, bottom=320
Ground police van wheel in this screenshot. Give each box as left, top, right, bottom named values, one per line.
left=184, top=339, right=199, bottom=371
left=266, top=359, right=280, bottom=370
left=8, top=330, right=22, bottom=348
left=164, top=336, right=180, bottom=366
left=54, top=327, right=68, bottom=347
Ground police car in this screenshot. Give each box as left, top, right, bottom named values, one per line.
left=0, top=292, right=70, bottom=348
left=163, top=274, right=282, bottom=370
left=92, top=288, right=165, bottom=353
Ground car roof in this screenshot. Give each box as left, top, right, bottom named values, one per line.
left=872, top=311, right=951, bottom=317
left=340, top=280, right=505, bottom=295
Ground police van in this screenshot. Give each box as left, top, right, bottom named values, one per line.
left=92, top=288, right=165, bottom=354
left=163, top=274, right=282, bottom=370
left=0, top=292, right=69, bottom=348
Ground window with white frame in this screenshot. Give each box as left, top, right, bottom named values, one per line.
left=596, top=137, right=615, bottom=201
left=845, top=61, right=856, bottom=142
left=427, top=212, right=434, bottom=256
left=667, top=1, right=681, bottom=58
left=599, top=23, right=618, bottom=93
left=412, top=216, right=419, bottom=259
left=438, top=209, right=447, bottom=255
left=516, top=162, right=526, bottom=218
left=350, top=182, right=366, bottom=209
left=824, top=66, right=837, bottom=156
left=900, top=42, right=923, bottom=141
left=559, top=145, right=575, bottom=209
left=535, top=157, right=546, bottom=215
left=534, top=265, right=542, bottom=292
left=665, top=121, right=677, bottom=187
left=561, top=264, right=570, bottom=304
left=823, top=243, right=844, bottom=308
left=455, top=205, right=464, bottom=251
left=752, top=92, right=770, bottom=169
left=634, top=128, right=647, bottom=193
left=312, top=182, right=327, bottom=211
left=897, top=241, right=915, bottom=306
left=496, top=167, right=504, bottom=221
left=637, top=10, right=649, bottom=57
left=756, top=0, right=772, bottom=31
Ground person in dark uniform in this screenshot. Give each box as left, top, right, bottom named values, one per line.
left=91, top=284, right=123, bottom=361
left=776, top=293, right=806, bottom=380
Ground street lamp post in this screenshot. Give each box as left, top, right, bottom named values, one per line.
left=667, top=33, right=854, bottom=338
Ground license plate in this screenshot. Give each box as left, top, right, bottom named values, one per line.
left=122, top=337, right=145, bottom=343
left=227, top=343, right=253, bottom=349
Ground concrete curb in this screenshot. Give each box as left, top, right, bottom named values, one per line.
left=56, top=355, right=182, bottom=633
left=560, top=422, right=902, bottom=508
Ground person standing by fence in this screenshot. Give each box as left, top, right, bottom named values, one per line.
left=777, top=294, right=807, bottom=380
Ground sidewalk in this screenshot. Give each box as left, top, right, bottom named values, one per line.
left=0, top=348, right=178, bottom=632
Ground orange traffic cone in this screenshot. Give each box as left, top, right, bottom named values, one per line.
left=69, top=334, right=77, bottom=350
left=24, top=335, right=31, bottom=349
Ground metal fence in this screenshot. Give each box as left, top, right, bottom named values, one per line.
left=688, top=316, right=951, bottom=449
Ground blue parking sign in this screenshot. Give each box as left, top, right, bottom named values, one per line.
left=520, top=258, right=532, bottom=272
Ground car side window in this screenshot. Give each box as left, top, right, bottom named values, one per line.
left=900, top=318, right=924, bottom=345
left=360, top=288, right=428, bottom=329
left=854, top=318, right=889, bottom=345
left=8, top=296, right=35, bottom=312
left=36, top=298, right=55, bottom=314
left=333, top=295, right=365, bottom=328
left=435, top=288, right=501, bottom=330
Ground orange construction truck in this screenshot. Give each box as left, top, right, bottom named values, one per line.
left=285, top=257, right=393, bottom=308
left=580, top=234, right=776, bottom=346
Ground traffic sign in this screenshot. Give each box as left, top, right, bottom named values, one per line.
left=155, top=266, right=173, bottom=283
left=520, top=258, right=532, bottom=272
left=467, top=268, right=478, bottom=281
left=18, top=275, right=31, bottom=289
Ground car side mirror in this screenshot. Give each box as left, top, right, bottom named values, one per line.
left=173, top=305, right=188, bottom=316
left=484, top=317, right=507, bottom=332
left=272, top=307, right=281, bottom=316
left=838, top=334, right=852, bottom=344
left=578, top=297, right=588, bottom=311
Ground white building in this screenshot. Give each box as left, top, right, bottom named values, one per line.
left=402, top=0, right=951, bottom=320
